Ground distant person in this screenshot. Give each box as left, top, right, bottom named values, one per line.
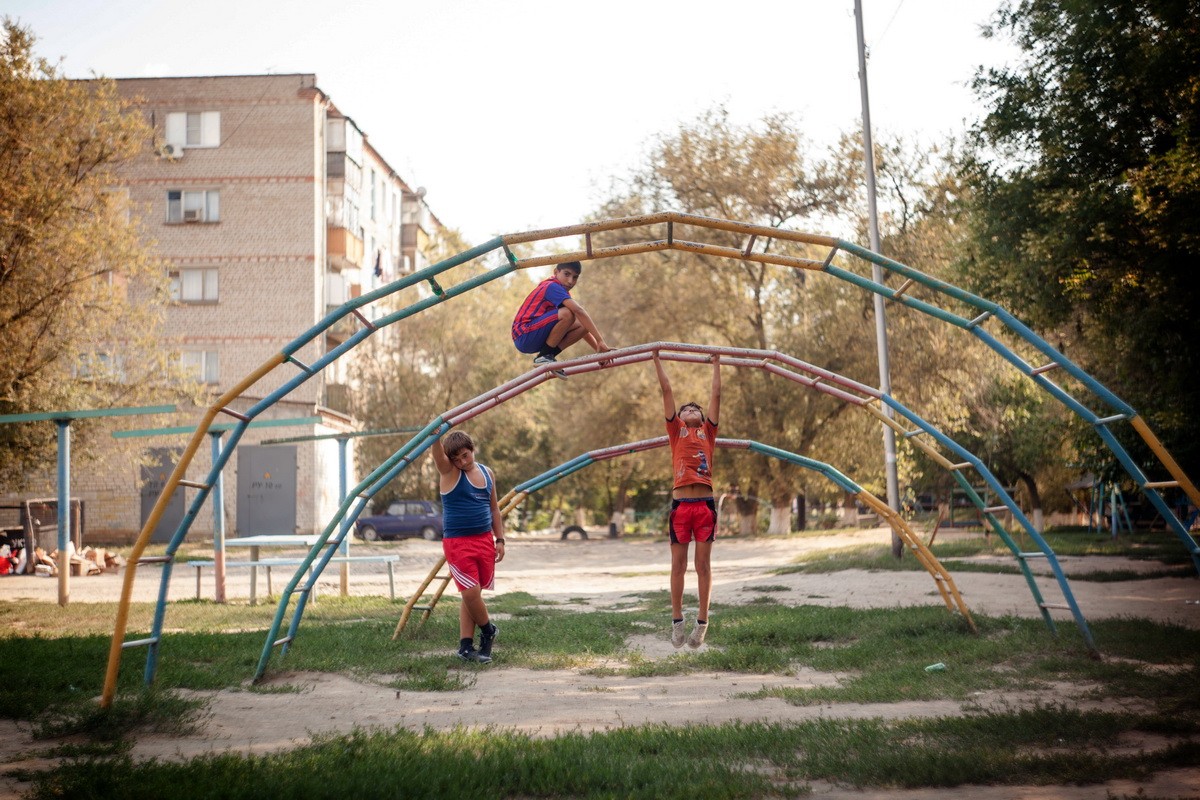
left=652, top=351, right=721, bottom=648
left=511, top=260, right=612, bottom=378
left=431, top=430, right=505, bottom=663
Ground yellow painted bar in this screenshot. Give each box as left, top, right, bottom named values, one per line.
left=392, top=557, right=447, bottom=639
left=858, top=491, right=977, bottom=632
left=513, top=238, right=827, bottom=273
left=861, top=403, right=960, bottom=470
left=1130, top=416, right=1200, bottom=509
left=501, top=211, right=838, bottom=249
left=101, top=353, right=286, bottom=708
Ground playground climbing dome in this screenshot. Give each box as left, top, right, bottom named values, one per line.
left=101, top=211, right=1200, bottom=707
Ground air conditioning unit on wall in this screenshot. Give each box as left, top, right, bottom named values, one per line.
left=182, top=208, right=203, bottom=222
left=159, top=143, right=184, bottom=160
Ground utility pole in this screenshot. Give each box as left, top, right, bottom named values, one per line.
left=854, top=0, right=903, bottom=557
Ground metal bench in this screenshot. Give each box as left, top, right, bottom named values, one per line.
left=187, top=555, right=398, bottom=602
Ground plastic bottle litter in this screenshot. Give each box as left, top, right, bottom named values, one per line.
left=924, top=662, right=946, bottom=672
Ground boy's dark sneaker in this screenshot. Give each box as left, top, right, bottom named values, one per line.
left=457, top=643, right=492, bottom=664
left=533, top=354, right=568, bottom=379
left=479, top=623, right=499, bottom=659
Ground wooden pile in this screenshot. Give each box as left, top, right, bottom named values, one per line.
left=32, top=544, right=124, bottom=577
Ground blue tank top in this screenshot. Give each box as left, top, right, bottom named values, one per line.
left=440, top=463, right=494, bottom=538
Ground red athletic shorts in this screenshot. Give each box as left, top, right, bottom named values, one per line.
left=668, top=498, right=716, bottom=544
left=442, top=532, right=496, bottom=591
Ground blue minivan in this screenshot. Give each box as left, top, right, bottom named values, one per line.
left=355, top=500, right=443, bottom=541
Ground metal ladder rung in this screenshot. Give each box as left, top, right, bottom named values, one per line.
left=1039, top=602, right=1071, bottom=610
left=273, top=636, right=294, bottom=648
left=218, top=406, right=249, bottom=422
left=890, top=278, right=916, bottom=300
left=983, top=506, right=1008, bottom=514
left=1095, top=414, right=1128, bottom=426
left=122, top=636, right=159, bottom=650
left=177, top=479, right=210, bottom=490
left=1030, top=362, right=1060, bottom=376
left=1143, top=480, right=1180, bottom=489
left=1018, top=551, right=1048, bottom=559
left=138, top=555, right=172, bottom=564
left=949, top=462, right=972, bottom=471
left=352, top=308, right=377, bottom=330
left=967, top=311, right=992, bottom=329
left=286, top=354, right=315, bottom=374
left=411, top=605, right=432, bottom=612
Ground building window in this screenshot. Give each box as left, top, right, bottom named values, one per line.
left=165, top=111, right=221, bottom=148
left=370, top=170, right=377, bottom=221
left=179, top=350, right=219, bottom=384
left=167, top=190, right=220, bottom=223
left=75, top=352, right=126, bottom=382
left=169, top=268, right=218, bottom=303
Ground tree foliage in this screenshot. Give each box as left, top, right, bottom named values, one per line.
left=0, top=20, right=186, bottom=487
left=349, top=230, right=557, bottom=511
left=962, top=0, right=1200, bottom=477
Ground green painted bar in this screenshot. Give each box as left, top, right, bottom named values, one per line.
left=260, top=426, right=422, bottom=445
left=112, top=415, right=323, bottom=438
left=0, top=404, right=175, bottom=424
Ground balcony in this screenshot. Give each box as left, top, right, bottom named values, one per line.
left=327, top=226, right=363, bottom=272
left=323, top=382, right=353, bottom=415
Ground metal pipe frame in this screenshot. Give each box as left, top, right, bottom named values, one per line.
left=104, top=211, right=1191, bottom=706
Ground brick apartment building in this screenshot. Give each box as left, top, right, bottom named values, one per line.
left=4, top=73, right=441, bottom=544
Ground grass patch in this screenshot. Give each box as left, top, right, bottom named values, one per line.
left=19, top=712, right=1200, bottom=799
left=6, top=550, right=1199, bottom=797
left=775, top=530, right=1196, bottom=580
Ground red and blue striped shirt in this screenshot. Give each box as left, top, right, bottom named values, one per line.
left=511, top=277, right=571, bottom=337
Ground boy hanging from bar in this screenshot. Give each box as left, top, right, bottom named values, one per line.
left=652, top=351, right=721, bottom=648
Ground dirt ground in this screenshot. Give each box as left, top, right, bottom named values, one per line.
left=3, top=526, right=1199, bottom=798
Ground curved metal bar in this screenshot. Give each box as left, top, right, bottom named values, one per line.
left=107, top=212, right=1189, bottom=704
left=401, top=435, right=977, bottom=638
left=262, top=342, right=1083, bottom=680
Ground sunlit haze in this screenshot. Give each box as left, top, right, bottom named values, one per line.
left=7, top=0, right=1017, bottom=245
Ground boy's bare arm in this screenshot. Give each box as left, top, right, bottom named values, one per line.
left=562, top=298, right=610, bottom=352
left=709, top=353, right=721, bottom=425
left=653, top=352, right=675, bottom=419
left=430, top=436, right=452, bottom=475
left=486, top=467, right=506, bottom=561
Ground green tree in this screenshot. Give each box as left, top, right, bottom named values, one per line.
left=0, top=19, right=185, bottom=487
left=350, top=230, right=554, bottom=511
left=962, top=0, right=1200, bottom=478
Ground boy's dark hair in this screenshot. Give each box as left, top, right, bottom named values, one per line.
left=679, top=402, right=702, bottom=414
left=556, top=260, right=582, bottom=276
left=443, top=430, right=475, bottom=457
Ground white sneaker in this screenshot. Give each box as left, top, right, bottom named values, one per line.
left=687, top=621, right=708, bottom=649
left=671, top=619, right=686, bottom=648
left=533, top=354, right=567, bottom=379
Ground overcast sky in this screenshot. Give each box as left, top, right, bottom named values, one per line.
left=9, top=0, right=1017, bottom=245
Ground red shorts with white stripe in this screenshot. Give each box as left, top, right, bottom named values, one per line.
left=442, top=532, right=496, bottom=591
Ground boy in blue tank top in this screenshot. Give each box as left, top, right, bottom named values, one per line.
left=431, top=430, right=505, bottom=663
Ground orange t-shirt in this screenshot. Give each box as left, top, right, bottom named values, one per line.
left=665, top=415, right=717, bottom=490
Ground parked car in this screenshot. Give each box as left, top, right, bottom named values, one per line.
left=355, top=500, right=443, bottom=541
